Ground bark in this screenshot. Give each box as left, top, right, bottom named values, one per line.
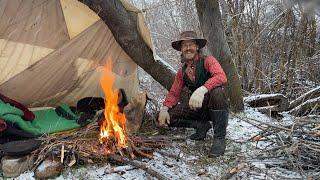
left=287, top=6, right=308, bottom=96
left=276, top=9, right=292, bottom=92
left=284, top=10, right=296, bottom=95
left=79, top=0, right=175, bottom=90
left=195, top=0, right=244, bottom=112
left=308, top=12, right=316, bottom=57
left=226, top=0, right=247, bottom=90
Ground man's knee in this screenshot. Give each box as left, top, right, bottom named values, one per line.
left=209, top=87, right=224, bottom=96
left=208, top=87, right=228, bottom=109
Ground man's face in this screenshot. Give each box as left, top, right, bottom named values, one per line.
left=181, top=40, right=198, bottom=61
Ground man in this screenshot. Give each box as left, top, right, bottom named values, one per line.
left=158, top=31, right=229, bottom=157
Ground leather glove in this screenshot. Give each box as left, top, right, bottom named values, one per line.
left=189, top=86, right=208, bottom=110
left=158, top=106, right=170, bottom=127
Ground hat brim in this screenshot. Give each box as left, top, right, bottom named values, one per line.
left=171, top=38, right=207, bottom=51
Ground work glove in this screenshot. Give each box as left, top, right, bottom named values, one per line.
left=189, top=86, right=208, bottom=110
left=158, top=106, right=170, bottom=127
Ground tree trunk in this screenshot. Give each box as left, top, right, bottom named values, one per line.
left=79, top=0, right=175, bottom=90
left=195, top=0, right=244, bottom=112
left=276, top=9, right=292, bottom=92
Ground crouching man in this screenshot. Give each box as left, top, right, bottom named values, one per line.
left=158, top=31, right=229, bottom=157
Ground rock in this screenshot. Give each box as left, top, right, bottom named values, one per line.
left=124, top=92, right=147, bottom=134
left=1, top=155, right=34, bottom=178
left=35, top=157, right=63, bottom=179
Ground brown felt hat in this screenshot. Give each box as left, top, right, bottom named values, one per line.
left=171, top=31, right=207, bottom=51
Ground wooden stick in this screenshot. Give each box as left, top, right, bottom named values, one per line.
left=156, top=150, right=181, bottom=161
left=219, top=163, right=246, bottom=180
left=109, top=155, right=169, bottom=180
left=130, top=140, right=153, bottom=159
left=104, top=166, right=137, bottom=175
left=233, top=113, right=291, bottom=131
left=311, top=125, right=320, bottom=131
left=276, top=133, right=300, bottom=171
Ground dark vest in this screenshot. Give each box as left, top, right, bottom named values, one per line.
left=182, top=57, right=211, bottom=92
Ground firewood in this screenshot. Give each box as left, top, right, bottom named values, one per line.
left=219, top=163, right=247, bottom=180
left=124, top=92, right=147, bottom=134
left=109, top=154, right=169, bottom=180
left=32, top=122, right=171, bottom=175
left=129, top=139, right=153, bottom=159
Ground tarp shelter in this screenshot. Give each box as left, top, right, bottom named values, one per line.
left=0, top=0, right=151, bottom=107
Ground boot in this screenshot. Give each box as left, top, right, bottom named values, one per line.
left=169, top=119, right=211, bottom=141
left=208, top=109, right=228, bottom=157
left=189, top=121, right=211, bottom=141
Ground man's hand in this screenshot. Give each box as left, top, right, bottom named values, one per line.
left=189, top=86, right=208, bottom=110
left=158, top=106, right=170, bottom=127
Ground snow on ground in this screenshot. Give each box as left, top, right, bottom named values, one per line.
left=11, top=107, right=305, bottom=180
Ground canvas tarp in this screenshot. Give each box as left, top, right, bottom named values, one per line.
left=0, top=0, right=153, bottom=107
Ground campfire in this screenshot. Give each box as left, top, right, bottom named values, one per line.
left=99, top=59, right=128, bottom=153
left=30, top=58, right=174, bottom=179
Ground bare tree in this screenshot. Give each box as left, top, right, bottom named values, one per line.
left=195, top=0, right=244, bottom=112
left=79, top=0, right=176, bottom=91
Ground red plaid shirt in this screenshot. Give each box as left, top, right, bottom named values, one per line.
left=163, top=56, right=227, bottom=108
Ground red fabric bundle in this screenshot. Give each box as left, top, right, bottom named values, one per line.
left=0, top=93, right=35, bottom=121
left=0, top=119, right=7, bottom=132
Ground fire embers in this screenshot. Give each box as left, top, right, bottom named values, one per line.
left=98, top=58, right=128, bottom=153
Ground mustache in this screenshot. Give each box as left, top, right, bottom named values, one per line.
left=183, top=50, right=196, bottom=53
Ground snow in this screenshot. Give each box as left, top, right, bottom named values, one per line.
left=8, top=106, right=306, bottom=179
left=243, top=93, right=286, bottom=103
left=155, top=56, right=177, bottom=74
left=289, top=96, right=320, bottom=113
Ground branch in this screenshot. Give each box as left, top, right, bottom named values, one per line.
left=109, top=154, right=169, bottom=180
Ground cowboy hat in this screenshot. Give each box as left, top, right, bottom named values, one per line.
left=171, top=31, right=207, bottom=51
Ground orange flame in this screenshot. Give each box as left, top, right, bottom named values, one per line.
left=99, top=58, right=127, bottom=149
